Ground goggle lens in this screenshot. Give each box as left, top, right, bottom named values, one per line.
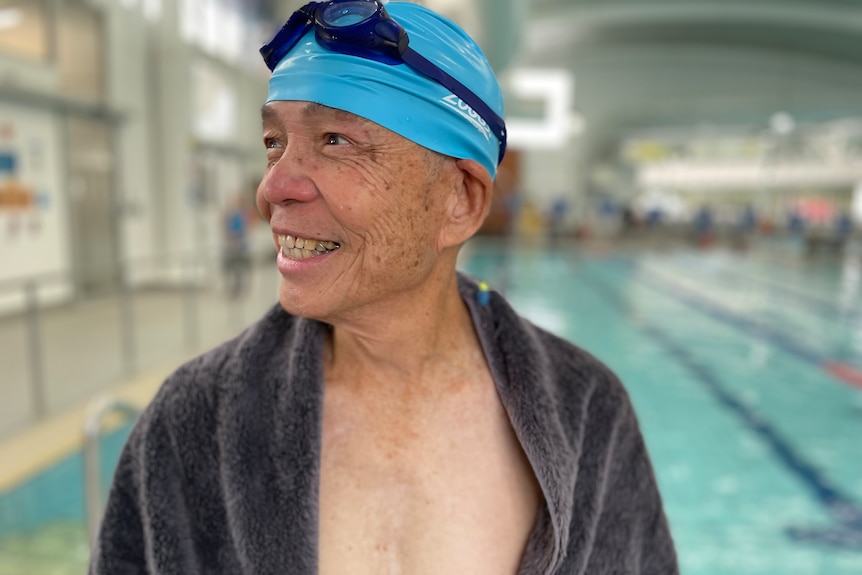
left=321, top=1, right=378, bottom=27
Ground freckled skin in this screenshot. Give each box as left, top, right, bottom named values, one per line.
left=257, top=102, right=453, bottom=324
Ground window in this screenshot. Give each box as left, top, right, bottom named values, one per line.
left=181, top=0, right=245, bottom=62
left=0, top=0, right=50, bottom=62
left=118, top=0, right=163, bottom=23
left=56, top=0, right=105, bottom=103
left=191, top=59, right=238, bottom=142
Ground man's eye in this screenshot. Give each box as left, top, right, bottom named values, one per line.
left=264, top=138, right=282, bottom=149
left=326, top=134, right=349, bottom=145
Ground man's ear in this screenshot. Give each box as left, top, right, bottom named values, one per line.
left=438, top=158, right=494, bottom=250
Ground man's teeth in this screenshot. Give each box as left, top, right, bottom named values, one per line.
left=277, top=234, right=340, bottom=260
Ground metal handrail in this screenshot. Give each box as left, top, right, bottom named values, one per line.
left=0, top=270, right=72, bottom=295
left=0, top=250, right=215, bottom=429
left=0, top=248, right=224, bottom=296
left=83, top=396, right=141, bottom=545
left=1, top=247, right=267, bottom=436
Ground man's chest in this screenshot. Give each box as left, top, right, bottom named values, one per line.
left=317, top=383, right=542, bottom=575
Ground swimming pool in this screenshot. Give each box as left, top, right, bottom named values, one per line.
left=461, top=239, right=862, bottom=574
left=3, top=239, right=861, bottom=573
left=0, top=426, right=131, bottom=575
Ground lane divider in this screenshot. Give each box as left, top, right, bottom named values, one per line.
left=824, top=362, right=862, bottom=389
left=578, top=268, right=862, bottom=550
left=632, top=265, right=862, bottom=390
left=669, top=256, right=861, bottom=321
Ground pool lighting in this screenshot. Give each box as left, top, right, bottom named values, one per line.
left=0, top=7, right=22, bottom=30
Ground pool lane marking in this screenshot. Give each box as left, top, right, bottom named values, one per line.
left=670, top=255, right=861, bottom=320
left=823, top=362, right=862, bottom=388
left=578, top=270, right=862, bottom=550
left=631, top=264, right=862, bottom=390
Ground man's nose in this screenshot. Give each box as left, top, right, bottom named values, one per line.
left=259, top=147, right=319, bottom=207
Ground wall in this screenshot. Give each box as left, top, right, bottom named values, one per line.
left=0, top=0, right=64, bottom=307
left=104, top=1, right=157, bottom=282
left=0, top=0, right=272, bottom=304
left=0, top=102, right=70, bottom=312
left=144, top=1, right=270, bottom=283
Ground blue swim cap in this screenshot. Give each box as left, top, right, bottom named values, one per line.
left=266, top=2, right=504, bottom=179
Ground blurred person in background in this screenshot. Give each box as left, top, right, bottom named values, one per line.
left=645, top=206, right=663, bottom=230
left=222, top=186, right=256, bottom=298
left=788, top=206, right=806, bottom=236
left=546, top=196, right=569, bottom=243
left=89, top=2, right=677, bottom=574
left=835, top=210, right=853, bottom=250
left=731, top=203, right=757, bottom=251
left=621, top=202, right=638, bottom=235
left=692, top=204, right=715, bottom=248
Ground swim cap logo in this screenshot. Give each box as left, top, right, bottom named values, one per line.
left=441, top=94, right=492, bottom=142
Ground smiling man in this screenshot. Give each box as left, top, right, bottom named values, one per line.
left=90, top=2, right=677, bottom=574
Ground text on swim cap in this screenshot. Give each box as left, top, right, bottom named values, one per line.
left=441, top=94, right=492, bottom=142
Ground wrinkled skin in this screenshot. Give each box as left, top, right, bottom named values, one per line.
left=257, top=101, right=463, bottom=326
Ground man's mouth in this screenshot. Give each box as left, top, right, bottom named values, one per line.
left=277, top=234, right=340, bottom=261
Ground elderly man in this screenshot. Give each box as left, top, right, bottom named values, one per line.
left=90, top=2, right=677, bottom=574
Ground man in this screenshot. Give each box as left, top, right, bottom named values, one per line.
left=90, top=2, right=678, bottom=574
left=222, top=190, right=254, bottom=298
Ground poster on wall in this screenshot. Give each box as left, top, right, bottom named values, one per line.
left=0, top=102, right=68, bottom=287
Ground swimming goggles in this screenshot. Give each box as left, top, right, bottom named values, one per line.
left=260, top=0, right=507, bottom=164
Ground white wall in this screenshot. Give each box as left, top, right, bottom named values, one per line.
left=521, top=147, right=581, bottom=208
left=0, top=102, right=71, bottom=312
left=0, top=5, right=66, bottom=312
left=0, top=53, right=56, bottom=94
left=105, top=2, right=158, bottom=282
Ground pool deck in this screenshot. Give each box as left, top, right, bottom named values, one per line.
left=0, top=260, right=283, bottom=493
left=0, top=358, right=170, bottom=493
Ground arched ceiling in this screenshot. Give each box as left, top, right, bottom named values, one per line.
left=514, top=0, right=862, bottom=164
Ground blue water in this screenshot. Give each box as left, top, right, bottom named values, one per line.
left=0, top=424, right=132, bottom=539
left=460, top=241, right=862, bottom=575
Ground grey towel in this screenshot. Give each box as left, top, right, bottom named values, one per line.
left=90, top=274, right=678, bottom=574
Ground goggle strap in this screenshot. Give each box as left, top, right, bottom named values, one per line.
left=401, top=47, right=507, bottom=164
left=260, top=1, right=507, bottom=165
left=260, top=10, right=316, bottom=71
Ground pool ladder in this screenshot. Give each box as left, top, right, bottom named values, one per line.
left=83, top=397, right=141, bottom=545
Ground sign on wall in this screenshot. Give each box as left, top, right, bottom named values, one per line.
left=0, top=103, right=68, bottom=285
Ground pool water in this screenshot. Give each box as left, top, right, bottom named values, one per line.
left=3, top=240, right=861, bottom=574
left=0, top=425, right=132, bottom=574
left=0, top=522, right=88, bottom=575
left=460, top=240, right=862, bottom=574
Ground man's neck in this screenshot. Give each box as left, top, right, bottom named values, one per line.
left=324, top=272, right=484, bottom=394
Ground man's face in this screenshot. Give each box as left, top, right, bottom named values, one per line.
left=257, top=101, right=455, bottom=322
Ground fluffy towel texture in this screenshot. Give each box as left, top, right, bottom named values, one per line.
left=90, top=275, right=678, bottom=574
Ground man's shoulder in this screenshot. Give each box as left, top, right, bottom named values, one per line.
left=529, top=319, right=627, bottom=402
left=461, top=274, right=632, bottom=425
left=139, top=304, right=309, bottom=434
left=515, top=309, right=632, bottom=427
